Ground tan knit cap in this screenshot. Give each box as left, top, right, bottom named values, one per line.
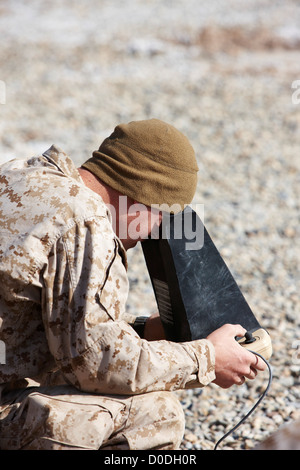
left=82, top=119, right=198, bottom=212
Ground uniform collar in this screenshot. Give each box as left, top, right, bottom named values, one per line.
left=43, top=145, right=82, bottom=182
left=43, top=145, right=128, bottom=270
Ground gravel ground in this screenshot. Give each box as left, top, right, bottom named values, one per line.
left=1, top=0, right=299, bottom=450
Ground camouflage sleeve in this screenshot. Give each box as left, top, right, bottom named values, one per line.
left=42, top=216, right=215, bottom=395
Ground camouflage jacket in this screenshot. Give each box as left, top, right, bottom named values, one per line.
left=0, top=146, right=215, bottom=394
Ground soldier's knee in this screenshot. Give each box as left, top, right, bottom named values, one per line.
left=156, top=392, right=185, bottom=448
left=119, top=391, right=185, bottom=450
left=159, top=391, right=185, bottom=421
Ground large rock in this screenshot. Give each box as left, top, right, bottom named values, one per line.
left=255, top=420, right=300, bottom=450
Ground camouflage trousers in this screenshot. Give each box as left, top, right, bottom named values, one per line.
left=0, top=384, right=185, bottom=450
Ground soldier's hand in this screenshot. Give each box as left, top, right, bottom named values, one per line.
left=207, top=324, right=266, bottom=389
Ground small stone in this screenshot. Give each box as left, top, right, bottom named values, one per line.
left=185, top=433, right=198, bottom=444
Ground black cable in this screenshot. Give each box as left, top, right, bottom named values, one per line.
left=214, top=351, right=273, bottom=450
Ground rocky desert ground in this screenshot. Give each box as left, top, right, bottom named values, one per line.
left=0, top=0, right=299, bottom=450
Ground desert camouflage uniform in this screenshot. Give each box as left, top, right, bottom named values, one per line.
left=0, top=145, right=215, bottom=450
